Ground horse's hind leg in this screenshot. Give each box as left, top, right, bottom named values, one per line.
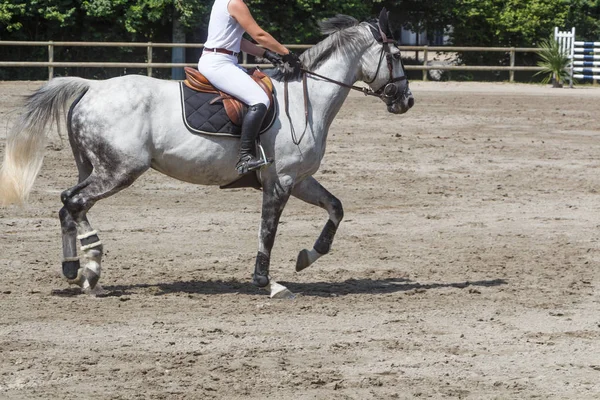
left=59, top=202, right=84, bottom=285
left=291, top=177, right=344, bottom=272
left=59, top=204, right=103, bottom=289
left=59, top=96, right=96, bottom=287
left=59, top=136, right=94, bottom=286
left=60, top=166, right=147, bottom=291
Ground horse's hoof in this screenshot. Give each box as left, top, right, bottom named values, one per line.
left=80, top=258, right=101, bottom=290
left=271, top=288, right=296, bottom=299
left=296, top=248, right=322, bottom=272
left=82, top=269, right=100, bottom=290
left=296, top=249, right=311, bottom=272
left=65, top=267, right=85, bottom=287
left=62, top=259, right=81, bottom=280
left=268, top=281, right=296, bottom=299
left=252, top=274, right=270, bottom=288
left=83, top=283, right=107, bottom=296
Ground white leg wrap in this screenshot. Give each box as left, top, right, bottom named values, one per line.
left=80, top=249, right=102, bottom=291
left=77, top=230, right=98, bottom=240
left=81, top=240, right=102, bottom=252
left=79, top=235, right=103, bottom=290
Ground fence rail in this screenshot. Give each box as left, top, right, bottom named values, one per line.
left=0, top=41, right=543, bottom=81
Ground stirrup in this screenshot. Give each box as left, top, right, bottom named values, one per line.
left=236, top=143, right=273, bottom=175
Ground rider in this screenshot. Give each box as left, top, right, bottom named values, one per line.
left=198, top=0, right=302, bottom=175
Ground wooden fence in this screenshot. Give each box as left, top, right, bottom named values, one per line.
left=0, top=41, right=542, bottom=81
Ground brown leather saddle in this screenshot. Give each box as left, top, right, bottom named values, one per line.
left=183, top=67, right=275, bottom=127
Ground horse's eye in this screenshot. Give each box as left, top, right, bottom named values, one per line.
left=392, top=53, right=401, bottom=61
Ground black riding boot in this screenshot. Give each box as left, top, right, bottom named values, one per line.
left=236, top=103, right=270, bottom=175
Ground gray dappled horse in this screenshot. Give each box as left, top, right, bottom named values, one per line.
left=0, top=12, right=414, bottom=298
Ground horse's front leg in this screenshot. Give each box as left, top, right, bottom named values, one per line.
left=254, top=176, right=294, bottom=298
left=291, top=176, right=344, bottom=271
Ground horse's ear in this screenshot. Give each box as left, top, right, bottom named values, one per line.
left=386, top=11, right=396, bottom=40
left=378, top=7, right=394, bottom=40
left=378, top=8, right=389, bottom=32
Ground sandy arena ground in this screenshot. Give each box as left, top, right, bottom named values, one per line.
left=1, top=80, right=600, bottom=399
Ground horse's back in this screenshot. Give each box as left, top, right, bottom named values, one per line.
left=74, top=75, right=180, bottom=123
left=69, top=74, right=243, bottom=185
left=85, top=74, right=178, bottom=105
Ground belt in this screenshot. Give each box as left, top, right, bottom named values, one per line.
left=203, top=47, right=239, bottom=57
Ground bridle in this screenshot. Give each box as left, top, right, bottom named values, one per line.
left=298, top=23, right=408, bottom=103
left=365, top=21, right=409, bottom=105
left=283, top=21, right=409, bottom=145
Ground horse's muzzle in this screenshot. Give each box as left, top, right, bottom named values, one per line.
left=383, top=83, right=414, bottom=114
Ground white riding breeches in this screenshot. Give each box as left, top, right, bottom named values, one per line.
left=197, top=53, right=270, bottom=108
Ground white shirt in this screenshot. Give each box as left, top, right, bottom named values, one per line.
left=204, top=0, right=246, bottom=53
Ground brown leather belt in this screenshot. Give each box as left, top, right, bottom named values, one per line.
left=203, top=47, right=239, bottom=56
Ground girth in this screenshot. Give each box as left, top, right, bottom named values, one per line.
left=183, top=67, right=275, bottom=126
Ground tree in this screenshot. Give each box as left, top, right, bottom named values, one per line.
left=3, top=0, right=598, bottom=81
left=445, top=0, right=600, bottom=80
left=0, top=0, right=210, bottom=79
left=377, top=0, right=600, bottom=48
left=0, top=0, right=374, bottom=79
left=565, top=0, right=600, bottom=40
left=247, top=0, right=372, bottom=44
left=450, top=0, right=570, bottom=48
left=374, top=0, right=456, bottom=41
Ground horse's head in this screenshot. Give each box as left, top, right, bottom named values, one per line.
left=360, top=9, right=414, bottom=114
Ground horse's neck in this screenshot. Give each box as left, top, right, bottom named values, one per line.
left=308, top=43, right=370, bottom=129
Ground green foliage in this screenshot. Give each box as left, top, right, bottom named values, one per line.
left=436, top=0, right=599, bottom=80
left=379, top=0, right=600, bottom=81
left=375, top=0, right=456, bottom=36
left=247, top=0, right=372, bottom=44
left=0, top=0, right=209, bottom=41
left=449, top=0, right=571, bottom=48
left=1, top=0, right=600, bottom=81
left=0, top=0, right=211, bottom=79
left=0, top=3, right=26, bottom=32
left=378, top=0, right=600, bottom=48
left=535, top=35, right=571, bottom=86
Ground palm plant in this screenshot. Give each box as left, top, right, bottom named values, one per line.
left=535, top=36, right=571, bottom=88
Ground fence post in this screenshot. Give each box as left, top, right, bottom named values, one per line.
left=147, top=42, right=153, bottom=77
left=569, top=27, right=575, bottom=88
left=48, top=41, right=54, bottom=80
left=509, top=47, right=515, bottom=82
left=422, top=45, right=428, bottom=81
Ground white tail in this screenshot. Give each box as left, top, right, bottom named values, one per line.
left=0, top=77, right=90, bottom=205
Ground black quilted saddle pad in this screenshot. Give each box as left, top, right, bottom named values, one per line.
left=179, top=83, right=277, bottom=137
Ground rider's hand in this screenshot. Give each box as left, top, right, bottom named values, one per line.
left=263, top=49, right=283, bottom=66
left=280, top=52, right=303, bottom=80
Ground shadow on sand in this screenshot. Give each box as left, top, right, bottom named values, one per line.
left=52, top=277, right=507, bottom=298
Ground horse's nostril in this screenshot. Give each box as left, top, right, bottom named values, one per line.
left=408, top=97, right=415, bottom=108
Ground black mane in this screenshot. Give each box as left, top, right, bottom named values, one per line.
left=318, top=14, right=360, bottom=35
left=303, top=15, right=367, bottom=72
left=269, top=14, right=369, bottom=80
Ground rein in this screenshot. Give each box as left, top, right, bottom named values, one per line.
left=284, top=73, right=309, bottom=145
left=283, top=23, right=408, bottom=145
left=300, top=68, right=391, bottom=99
left=298, top=39, right=408, bottom=100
